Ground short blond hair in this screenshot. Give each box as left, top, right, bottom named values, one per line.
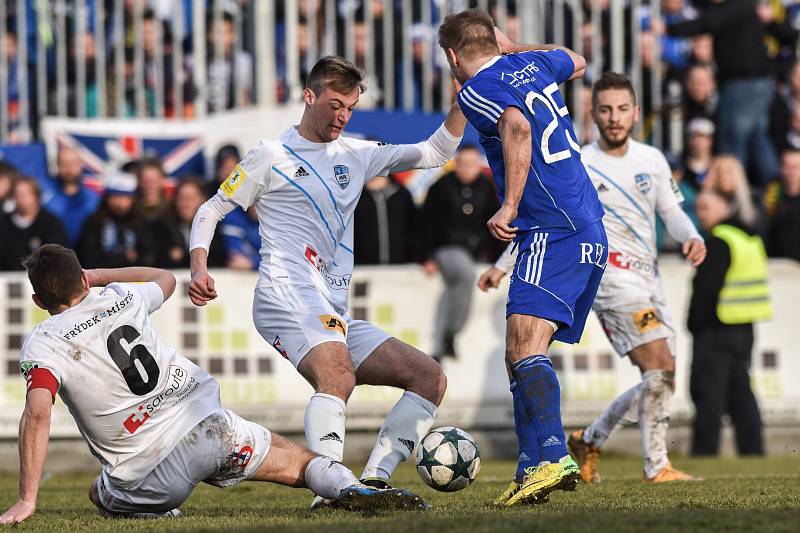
left=438, top=9, right=499, bottom=60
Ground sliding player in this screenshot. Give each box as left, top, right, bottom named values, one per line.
left=0, top=245, right=425, bottom=524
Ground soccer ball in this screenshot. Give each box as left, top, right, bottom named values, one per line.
left=415, top=427, right=481, bottom=492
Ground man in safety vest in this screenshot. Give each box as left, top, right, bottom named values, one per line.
left=689, top=190, right=772, bottom=456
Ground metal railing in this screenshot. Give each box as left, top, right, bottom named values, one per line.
left=0, top=0, right=667, bottom=149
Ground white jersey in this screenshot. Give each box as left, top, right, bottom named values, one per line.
left=581, top=140, right=684, bottom=304
left=220, top=126, right=451, bottom=314
left=20, top=282, right=219, bottom=486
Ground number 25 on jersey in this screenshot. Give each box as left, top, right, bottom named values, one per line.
left=524, top=82, right=581, bottom=164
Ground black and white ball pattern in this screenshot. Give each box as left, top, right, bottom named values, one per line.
left=415, top=427, right=481, bottom=492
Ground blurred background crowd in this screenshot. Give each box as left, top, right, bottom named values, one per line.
left=0, top=0, right=799, bottom=272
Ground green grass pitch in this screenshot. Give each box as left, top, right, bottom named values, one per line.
left=1, top=455, right=798, bottom=532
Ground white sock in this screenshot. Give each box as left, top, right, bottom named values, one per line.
left=361, top=391, right=437, bottom=480
left=640, top=370, right=673, bottom=478
left=304, top=456, right=360, bottom=500
left=304, top=393, right=346, bottom=461
left=583, top=382, right=642, bottom=448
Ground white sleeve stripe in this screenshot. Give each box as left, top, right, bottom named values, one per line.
left=459, top=92, right=499, bottom=124
left=460, top=89, right=501, bottom=119
left=465, top=86, right=504, bottom=114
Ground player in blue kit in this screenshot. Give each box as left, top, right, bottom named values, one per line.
left=438, top=10, right=607, bottom=506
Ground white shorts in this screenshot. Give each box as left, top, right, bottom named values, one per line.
left=253, top=284, right=391, bottom=369
left=96, top=409, right=271, bottom=514
left=594, top=297, right=676, bottom=358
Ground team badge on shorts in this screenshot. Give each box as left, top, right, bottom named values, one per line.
left=230, top=444, right=254, bottom=467
left=333, top=165, right=350, bottom=189
left=272, top=336, right=289, bottom=359
left=319, top=314, right=347, bottom=336
left=635, top=173, right=651, bottom=194
left=634, top=307, right=661, bottom=333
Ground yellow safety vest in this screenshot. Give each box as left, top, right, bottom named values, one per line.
left=712, top=224, right=773, bottom=324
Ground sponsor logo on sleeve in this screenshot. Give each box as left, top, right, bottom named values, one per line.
left=633, top=308, right=662, bottom=334
left=221, top=165, right=247, bottom=197
left=319, top=315, right=347, bottom=337
left=20, top=361, right=38, bottom=379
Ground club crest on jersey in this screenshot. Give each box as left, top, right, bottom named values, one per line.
left=635, top=173, right=652, bottom=194
left=333, top=165, right=350, bottom=189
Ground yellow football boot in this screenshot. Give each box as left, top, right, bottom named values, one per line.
left=492, top=480, right=522, bottom=507
left=505, top=456, right=580, bottom=507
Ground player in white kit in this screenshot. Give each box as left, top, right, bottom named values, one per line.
left=0, top=245, right=425, bottom=524
left=188, top=56, right=465, bottom=501
left=477, top=72, right=706, bottom=483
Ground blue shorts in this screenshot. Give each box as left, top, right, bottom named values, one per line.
left=507, top=220, right=608, bottom=344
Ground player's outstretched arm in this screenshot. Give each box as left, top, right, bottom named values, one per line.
left=369, top=97, right=466, bottom=176
left=442, top=96, right=468, bottom=140
left=493, top=27, right=586, bottom=80
left=0, top=389, right=52, bottom=525
left=188, top=194, right=237, bottom=306
left=85, top=267, right=177, bottom=301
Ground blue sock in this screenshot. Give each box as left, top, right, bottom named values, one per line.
left=511, top=355, right=569, bottom=464
left=511, top=378, right=539, bottom=483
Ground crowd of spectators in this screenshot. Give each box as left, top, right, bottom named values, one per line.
left=1, top=1, right=800, bottom=267
left=0, top=144, right=254, bottom=272
left=647, top=0, right=800, bottom=263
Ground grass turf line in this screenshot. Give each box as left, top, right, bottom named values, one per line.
left=0, top=456, right=798, bottom=532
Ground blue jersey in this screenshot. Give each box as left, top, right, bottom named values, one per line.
left=458, top=50, right=603, bottom=232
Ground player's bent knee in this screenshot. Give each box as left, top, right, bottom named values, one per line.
left=299, top=346, right=357, bottom=400
left=408, top=358, right=447, bottom=405
left=315, top=371, right=356, bottom=400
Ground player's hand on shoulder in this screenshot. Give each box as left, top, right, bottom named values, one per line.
left=683, top=238, right=707, bottom=267
left=494, top=27, right=514, bottom=55
left=0, top=499, right=36, bottom=524
left=487, top=204, right=518, bottom=242
left=188, top=270, right=218, bottom=306
left=478, top=266, right=506, bottom=292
